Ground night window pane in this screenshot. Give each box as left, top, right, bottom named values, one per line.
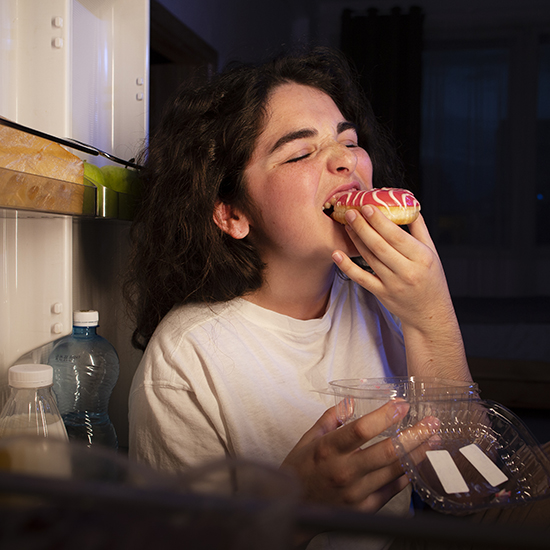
left=421, top=48, right=509, bottom=246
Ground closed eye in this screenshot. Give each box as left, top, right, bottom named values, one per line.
left=285, top=152, right=311, bottom=163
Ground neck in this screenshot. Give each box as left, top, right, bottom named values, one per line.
left=245, top=262, right=336, bottom=320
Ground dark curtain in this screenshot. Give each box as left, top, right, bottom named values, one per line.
left=341, top=6, right=424, bottom=194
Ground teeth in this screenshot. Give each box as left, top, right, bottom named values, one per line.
left=325, top=190, right=354, bottom=208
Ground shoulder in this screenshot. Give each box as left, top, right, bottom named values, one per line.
left=154, top=301, right=233, bottom=341
left=131, top=300, right=240, bottom=388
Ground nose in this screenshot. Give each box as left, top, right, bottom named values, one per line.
left=326, top=142, right=357, bottom=175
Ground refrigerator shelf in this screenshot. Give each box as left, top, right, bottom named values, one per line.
left=0, top=166, right=95, bottom=217
left=0, top=166, right=137, bottom=220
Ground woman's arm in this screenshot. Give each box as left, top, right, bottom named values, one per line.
left=332, top=205, right=471, bottom=382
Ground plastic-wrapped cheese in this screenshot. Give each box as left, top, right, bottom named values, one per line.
left=0, top=126, right=84, bottom=182
left=0, top=125, right=86, bottom=214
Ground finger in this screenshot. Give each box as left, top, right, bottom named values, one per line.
left=351, top=414, right=440, bottom=476
left=390, top=415, right=441, bottom=471
left=403, top=436, right=441, bottom=468
left=338, top=459, right=409, bottom=509
left=344, top=207, right=408, bottom=268
left=295, top=406, right=342, bottom=447
left=335, top=397, right=355, bottom=424
left=332, top=249, right=385, bottom=294
left=407, top=213, right=438, bottom=255
left=329, top=400, right=410, bottom=454
left=394, top=415, right=441, bottom=455
left=356, top=474, right=410, bottom=513
left=344, top=446, right=407, bottom=503
left=349, top=206, right=437, bottom=273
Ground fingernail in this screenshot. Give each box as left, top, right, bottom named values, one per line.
left=390, top=400, right=410, bottom=421
left=345, top=209, right=357, bottom=223
left=336, top=397, right=355, bottom=423
left=332, top=251, right=343, bottom=264
left=361, top=205, right=374, bottom=217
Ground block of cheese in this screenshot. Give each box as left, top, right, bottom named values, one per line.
left=0, top=125, right=86, bottom=214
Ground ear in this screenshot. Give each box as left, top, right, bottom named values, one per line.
left=213, top=201, right=250, bottom=239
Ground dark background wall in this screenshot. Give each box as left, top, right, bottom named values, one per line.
left=151, top=0, right=550, bottom=440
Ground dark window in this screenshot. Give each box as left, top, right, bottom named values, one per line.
left=421, top=47, right=510, bottom=247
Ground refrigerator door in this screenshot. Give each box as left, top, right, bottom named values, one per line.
left=0, top=0, right=148, bottom=418
left=0, top=0, right=148, bottom=157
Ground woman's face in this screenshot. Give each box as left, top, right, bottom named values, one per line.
left=242, top=82, right=373, bottom=268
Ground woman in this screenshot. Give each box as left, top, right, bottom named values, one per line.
left=126, top=47, right=471, bottom=546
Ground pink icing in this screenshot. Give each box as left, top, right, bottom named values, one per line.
left=335, top=188, right=420, bottom=209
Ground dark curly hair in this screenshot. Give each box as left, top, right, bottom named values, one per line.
left=125, top=46, right=404, bottom=350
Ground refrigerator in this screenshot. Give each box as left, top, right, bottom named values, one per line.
left=0, top=0, right=149, bottom=449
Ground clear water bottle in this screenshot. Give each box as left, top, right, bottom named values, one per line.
left=48, top=310, right=119, bottom=449
left=0, top=364, right=68, bottom=441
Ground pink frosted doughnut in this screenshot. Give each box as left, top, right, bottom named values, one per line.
left=330, top=188, right=420, bottom=225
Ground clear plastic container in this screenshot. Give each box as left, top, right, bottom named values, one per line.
left=392, top=397, right=550, bottom=514
left=326, top=377, right=550, bottom=513
left=328, top=377, right=479, bottom=428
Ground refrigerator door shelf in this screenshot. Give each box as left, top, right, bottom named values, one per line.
left=0, top=167, right=96, bottom=217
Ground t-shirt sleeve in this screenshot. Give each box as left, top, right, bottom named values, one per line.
left=129, top=380, right=229, bottom=473
left=128, top=319, right=231, bottom=473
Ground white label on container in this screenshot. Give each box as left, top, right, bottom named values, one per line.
left=459, top=443, right=508, bottom=487
left=426, top=450, right=469, bottom=494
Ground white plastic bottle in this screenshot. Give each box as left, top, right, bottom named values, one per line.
left=0, top=364, right=68, bottom=440
left=0, top=364, right=70, bottom=477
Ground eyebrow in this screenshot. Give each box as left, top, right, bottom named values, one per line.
left=268, top=121, right=358, bottom=155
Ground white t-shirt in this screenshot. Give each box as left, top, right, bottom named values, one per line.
left=129, top=274, right=407, bottom=470
left=129, top=275, right=411, bottom=549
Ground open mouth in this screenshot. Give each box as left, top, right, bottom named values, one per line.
left=322, top=190, right=353, bottom=219
left=323, top=203, right=335, bottom=218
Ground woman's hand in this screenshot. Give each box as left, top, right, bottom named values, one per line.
left=280, top=400, right=438, bottom=512
left=332, top=206, right=471, bottom=381
left=333, top=206, right=449, bottom=329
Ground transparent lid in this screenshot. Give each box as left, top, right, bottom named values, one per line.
left=9, top=364, right=53, bottom=388
left=328, top=377, right=479, bottom=400
left=391, top=399, right=550, bottom=514
left=73, top=310, right=99, bottom=327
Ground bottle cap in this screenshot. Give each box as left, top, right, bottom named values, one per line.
left=73, top=310, right=99, bottom=327
left=9, top=364, right=53, bottom=388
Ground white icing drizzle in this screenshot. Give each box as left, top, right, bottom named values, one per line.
left=331, top=188, right=420, bottom=225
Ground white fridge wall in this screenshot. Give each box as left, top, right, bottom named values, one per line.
left=0, top=0, right=148, bottom=447
left=0, top=0, right=72, bottom=136
left=0, top=212, right=73, bottom=401
left=71, top=0, right=149, bottom=164
left=0, top=0, right=148, bottom=158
